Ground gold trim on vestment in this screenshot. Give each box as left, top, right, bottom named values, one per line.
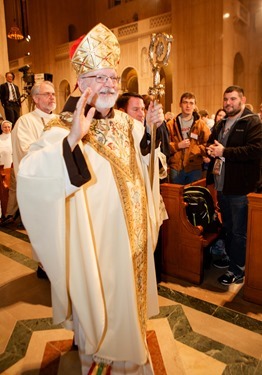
left=43, top=116, right=72, bottom=132
left=83, top=111, right=148, bottom=336
left=44, top=110, right=149, bottom=337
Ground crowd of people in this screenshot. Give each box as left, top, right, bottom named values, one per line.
left=0, top=22, right=262, bottom=375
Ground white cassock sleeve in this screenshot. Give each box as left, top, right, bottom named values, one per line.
left=17, top=126, right=106, bottom=353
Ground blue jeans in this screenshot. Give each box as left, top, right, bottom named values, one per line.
left=169, top=168, right=202, bottom=185
left=217, top=192, right=248, bottom=275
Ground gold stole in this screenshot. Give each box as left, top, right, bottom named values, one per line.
left=83, top=112, right=148, bottom=336
left=44, top=113, right=149, bottom=336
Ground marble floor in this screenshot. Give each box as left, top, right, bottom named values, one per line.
left=0, top=222, right=261, bottom=375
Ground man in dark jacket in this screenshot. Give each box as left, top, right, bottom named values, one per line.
left=116, top=92, right=169, bottom=179
left=206, top=85, right=262, bottom=285
left=0, top=72, right=21, bottom=126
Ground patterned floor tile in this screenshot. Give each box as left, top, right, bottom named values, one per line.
left=1, top=227, right=262, bottom=374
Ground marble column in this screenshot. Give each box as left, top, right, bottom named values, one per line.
left=0, top=0, right=9, bottom=82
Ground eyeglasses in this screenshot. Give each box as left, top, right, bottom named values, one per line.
left=36, top=92, right=56, bottom=97
left=181, top=100, right=195, bottom=106
left=83, top=75, right=121, bottom=84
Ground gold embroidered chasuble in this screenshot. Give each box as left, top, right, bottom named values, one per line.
left=45, top=110, right=153, bottom=336
left=82, top=113, right=148, bottom=335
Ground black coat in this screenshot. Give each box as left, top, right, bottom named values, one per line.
left=206, top=108, right=262, bottom=195
left=0, top=82, right=21, bottom=107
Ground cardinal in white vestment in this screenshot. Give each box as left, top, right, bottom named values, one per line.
left=17, top=23, right=167, bottom=375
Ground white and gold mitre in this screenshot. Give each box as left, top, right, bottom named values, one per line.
left=70, top=23, right=120, bottom=75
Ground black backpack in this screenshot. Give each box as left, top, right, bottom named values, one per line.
left=183, top=185, right=218, bottom=232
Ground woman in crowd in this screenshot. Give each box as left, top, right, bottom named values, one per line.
left=0, top=120, right=12, bottom=168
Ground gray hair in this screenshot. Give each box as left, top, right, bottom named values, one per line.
left=31, top=81, right=55, bottom=97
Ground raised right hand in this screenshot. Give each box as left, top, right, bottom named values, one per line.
left=67, top=87, right=96, bottom=150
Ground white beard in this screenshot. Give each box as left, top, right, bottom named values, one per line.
left=94, top=90, right=118, bottom=110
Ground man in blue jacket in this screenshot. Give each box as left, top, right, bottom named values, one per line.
left=206, top=85, right=262, bottom=285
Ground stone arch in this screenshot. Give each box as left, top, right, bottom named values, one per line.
left=120, top=67, right=138, bottom=93
left=148, top=66, right=172, bottom=113
left=233, top=53, right=245, bottom=88
left=141, top=47, right=149, bottom=76
left=68, top=24, right=78, bottom=42
left=162, top=65, right=173, bottom=113
left=58, top=79, right=71, bottom=113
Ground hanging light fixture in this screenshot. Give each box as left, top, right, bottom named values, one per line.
left=8, top=20, right=24, bottom=40
left=7, top=0, right=24, bottom=40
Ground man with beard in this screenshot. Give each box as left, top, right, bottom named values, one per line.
left=12, top=80, right=57, bottom=176
left=17, top=23, right=166, bottom=374
left=0, top=81, right=57, bottom=228
left=206, top=85, right=262, bottom=285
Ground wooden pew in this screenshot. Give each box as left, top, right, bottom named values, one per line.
left=160, top=179, right=220, bottom=284
left=0, top=165, right=11, bottom=218
left=243, top=193, right=262, bottom=305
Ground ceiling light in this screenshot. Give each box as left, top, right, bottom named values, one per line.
left=8, top=20, right=24, bottom=40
